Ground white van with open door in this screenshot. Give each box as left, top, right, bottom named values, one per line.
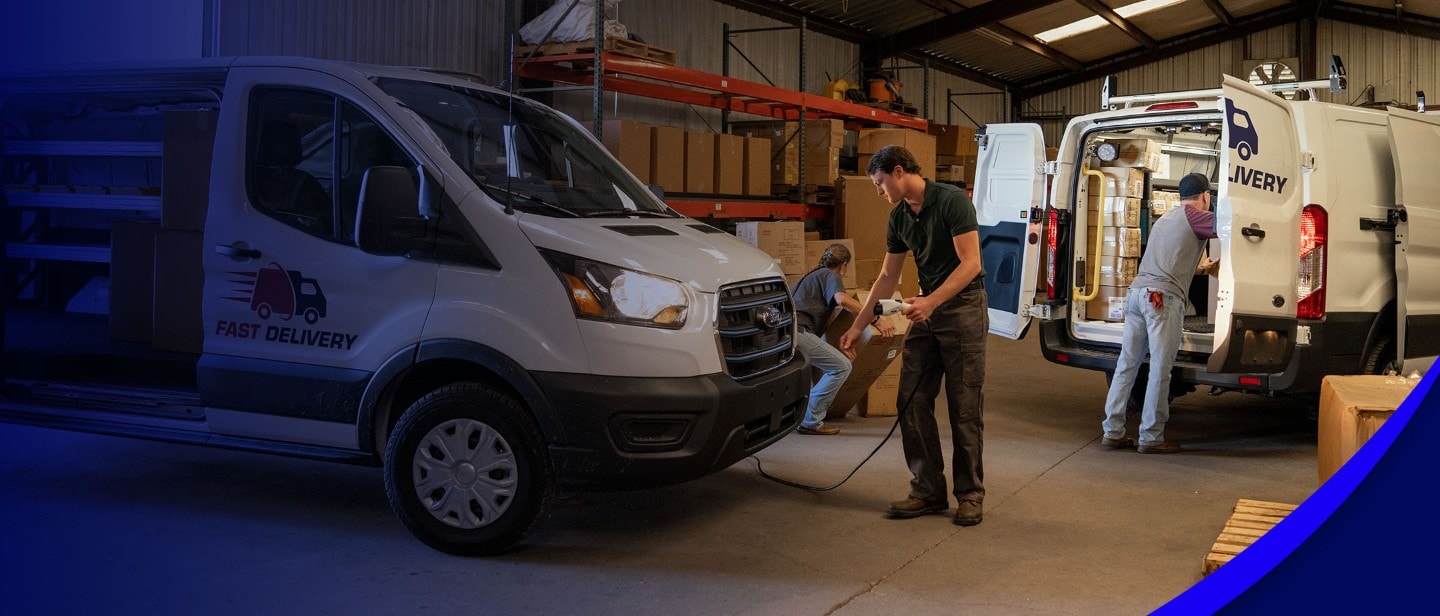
left=976, top=61, right=1437, bottom=405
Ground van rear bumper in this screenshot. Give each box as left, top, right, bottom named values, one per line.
left=532, top=355, right=809, bottom=490
left=1038, top=312, right=1377, bottom=395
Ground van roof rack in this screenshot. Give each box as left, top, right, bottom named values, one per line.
left=1100, top=55, right=1347, bottom=110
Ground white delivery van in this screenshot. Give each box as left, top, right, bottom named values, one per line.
left=0, top=57, right=810, bottom=555
left=974, top=60, right=1438, bottom=406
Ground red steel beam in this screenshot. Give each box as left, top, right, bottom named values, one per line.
left=516, top=52, right=927, bottom=130
left=665, top=198, right=827, bottom=219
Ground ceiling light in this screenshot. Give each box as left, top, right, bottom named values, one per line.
left=1035, top=0, right=1187, bottom=44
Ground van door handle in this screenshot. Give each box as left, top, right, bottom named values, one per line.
left=215, top=243, right=262, bottom=260
left=1240, top=225, right=1265, bottom=239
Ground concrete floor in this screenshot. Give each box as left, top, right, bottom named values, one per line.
left=0, top=334, right=1321, bottom=615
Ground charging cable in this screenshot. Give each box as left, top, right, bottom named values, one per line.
left=751, top=338, right=932, bottom=492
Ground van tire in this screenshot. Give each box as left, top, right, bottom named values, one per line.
left=1361, top=335, right=1397, bottom=376
left=383, top=382, right=554, bottom=556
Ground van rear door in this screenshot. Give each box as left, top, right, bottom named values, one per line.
left=974, top=123, right=1046, bottom=339
left=1386, top=106, right=1440, bottom=366
left=1208, top=76, right=1303, bottom=373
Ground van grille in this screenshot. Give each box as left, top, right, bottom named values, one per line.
left=716, top=278, right=795, bottom=379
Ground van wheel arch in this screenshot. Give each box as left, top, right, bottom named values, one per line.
left=1360, top=303, right=1398, bottom=376
left=364, top=340, right=562, bottom=456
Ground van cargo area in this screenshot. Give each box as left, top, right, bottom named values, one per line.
left=1065, top=121, right=1223, bottom=359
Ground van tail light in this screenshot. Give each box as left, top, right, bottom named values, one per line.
left=1297, top=204, right=1328, bottom=319
left=1046, top=206, right=1059, bottom=300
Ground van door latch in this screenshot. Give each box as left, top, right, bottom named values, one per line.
left=1021, top=304, right=1052, bottom=320
left=1300, top=151, right=1316, bottom=170
left=1043, top=160, right=1060, bottom=176
left=1360, top=208, right=1406, bottom=232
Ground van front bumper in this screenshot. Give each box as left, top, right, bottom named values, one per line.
left=532, top=355, right=809, bottom=490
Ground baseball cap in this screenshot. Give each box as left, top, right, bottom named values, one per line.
left=1179, top=173, right=1211, bottom=199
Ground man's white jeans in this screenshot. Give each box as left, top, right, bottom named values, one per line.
left=1102, top=287, right=1184, bottom=446
left=795, top=331, right=852, bottom=428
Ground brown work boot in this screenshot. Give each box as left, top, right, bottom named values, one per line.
left=953, top=498, right=983, bottom=526
left=885, top=497, right=948, bottom=519
left=1137, top=440, right=1182, bottom=454
left=1101, top=436, right=1135, bottom=450
left=796, top=423, right=840, bottom=435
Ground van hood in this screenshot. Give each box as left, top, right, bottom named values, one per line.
left=516, top=215, right=786, bottom=293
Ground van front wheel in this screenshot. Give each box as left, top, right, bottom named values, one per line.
left=383, top=383, right=554, bottom=556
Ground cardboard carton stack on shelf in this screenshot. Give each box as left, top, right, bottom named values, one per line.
left=730, top=119, right=847, bottom=189
left=857, top=128, right=936, bottom=182
left=1083, top=161, right=1148, bottom=323
left=928, top=124, right=977, bottom=186
left=602, top=119, right=770, bottom=197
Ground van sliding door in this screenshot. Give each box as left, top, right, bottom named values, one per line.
left=1208, top=77, right=1303, bottom=374
left=1387, top=106, right=1440, bottom=366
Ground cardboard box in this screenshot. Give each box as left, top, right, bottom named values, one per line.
left=928, top=124, right=978, bottom=157
left=1087, top=196, right=1143, bottom=228
left=822, top=297, right=910, bottom=419
left=713, top=133, right=744, bottom=195
left=109, top=221, right=160, bottom=343
left=858, top=128, right=936, bottom=179
left=735, top=221, right=805, bottom=274
left=650, top=126, right=685, bottom=193
left=1097, top=255, right=1138, bottom=288
left=852, top=258, right=885, bottom=291
left=1087, top=166, right=1147, bottom=199
left=834, top=175, right=893, bottom=259
left=732, top=120, right=847, bottom=186
left=602, top=119, right=652, bottom=184
left=1088, top=225, right=1142, bottom=258
left=899, top=253, right=920, bottom=298
left=162, top=109, right=218, bottom=232
left=861, top=359, right=902, bottom=417
left=935, top=165, right=966, bottom=183
left=804, top=239, right=857, bottom=288
left=1103, top=138, right=1163, bottom=171
left=743, top=136, right=771, bottom=196
left=1151, top=190, right=1179, bottom=216
left=1084, top=285, right=1128, bottom=322
left=683, top=130, right=715, bottom=194
left=152, top=229, right=205, bottom=354
left=1318, top=375, right=1417, bottom=483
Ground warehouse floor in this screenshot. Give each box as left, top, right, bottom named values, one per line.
left=0, top=334, right=1321, bottom=615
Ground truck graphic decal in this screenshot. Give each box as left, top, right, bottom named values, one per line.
left=215, top=263, right=358, bottom=350
left=1224, top=97, right=1291, bottom=196
left=1225, top=98, right=1259, bottom=161
left=224, top=262, right=328, bottom=324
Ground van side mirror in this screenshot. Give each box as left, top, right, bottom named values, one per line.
left=356, top=165, right=420, bottom=256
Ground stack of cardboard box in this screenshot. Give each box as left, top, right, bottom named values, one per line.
left=602, top=120, right=771, bottom=197
left=1083, top=164, right=1149, bottom=322
left=730, top=119, right=846, bottom=188
left=821, top=290, right=912, bottom=419
left=735, top=221, right=805, bottom=279
left=929, top=124, right=977, bottom=186
left=857, top=128, right=936, bottom=181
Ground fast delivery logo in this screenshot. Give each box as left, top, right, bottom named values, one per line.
left=1225, top=98, right=1289, bottom=196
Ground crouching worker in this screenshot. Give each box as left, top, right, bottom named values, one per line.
left=791, top=243, right=895, bottom=435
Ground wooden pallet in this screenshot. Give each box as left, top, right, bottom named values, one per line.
left=859, top=100, right=919, bottom=115
left=1202, top=499, right=1298, bottom=575
left=515, top=37, right=676, bottom=65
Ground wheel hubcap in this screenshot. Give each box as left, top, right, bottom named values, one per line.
left=412, top=418, right=518, bottom=530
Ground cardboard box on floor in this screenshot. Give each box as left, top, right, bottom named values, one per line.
left=1318, top=375, right=1417, bottom=484
left=821, top=292, right=911, bottom=420
left=861, top=359, right=902, bottom=417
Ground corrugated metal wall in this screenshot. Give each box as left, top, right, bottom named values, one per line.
left=1020, top=19, right=1439, bottom=146
left=1318, top=20, right=1439, bottom=108
left=215, top=0, right=508, bottom=82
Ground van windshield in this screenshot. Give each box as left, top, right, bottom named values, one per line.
left=374, top=77, right=675, bottom=218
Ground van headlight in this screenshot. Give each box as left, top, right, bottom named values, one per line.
left=541, top=250, right=690, bottom=329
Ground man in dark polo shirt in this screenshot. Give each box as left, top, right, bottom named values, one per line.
left=840, top=144, right=989, bottom=526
